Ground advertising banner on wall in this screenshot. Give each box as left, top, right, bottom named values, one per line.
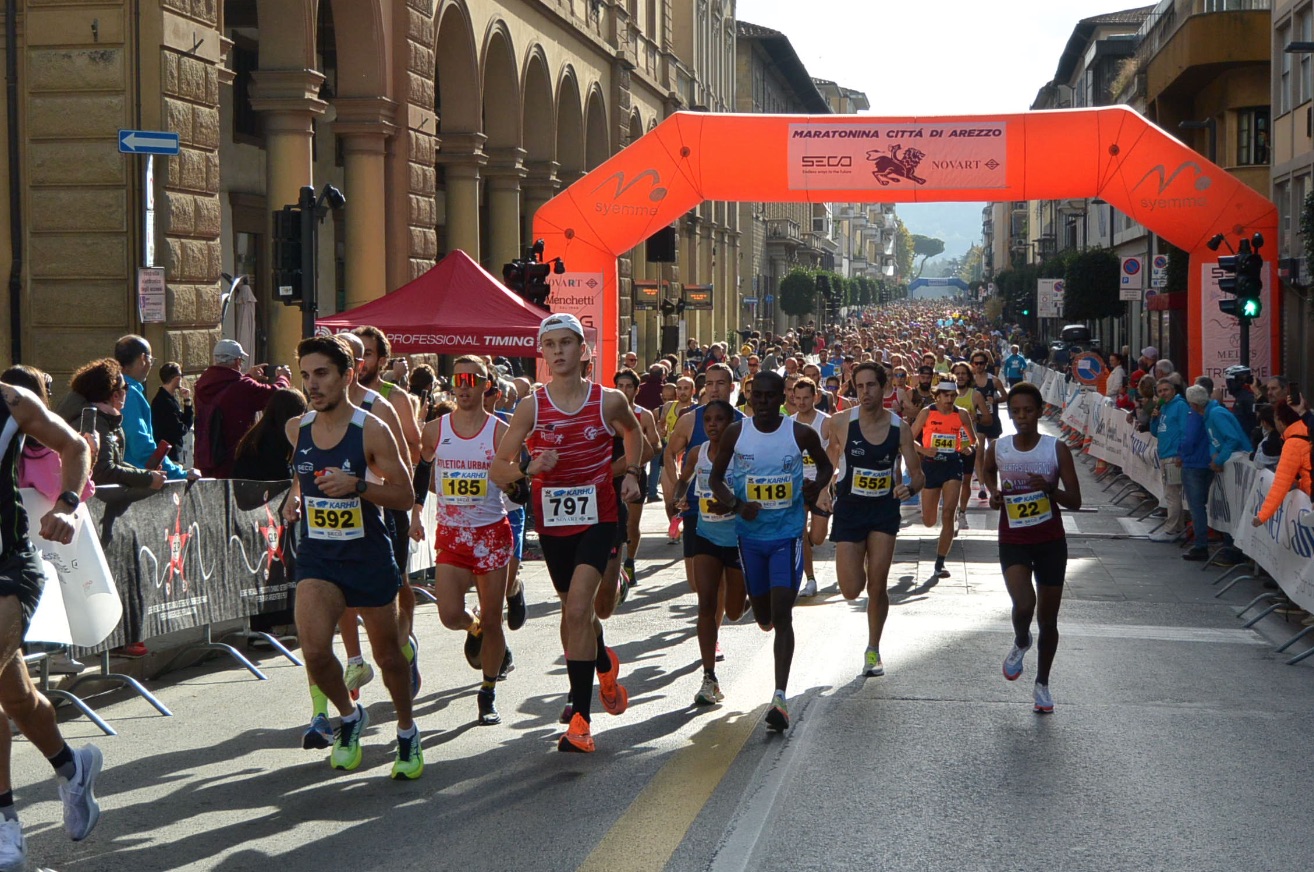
left=787, top=122, right=1008, bottom=191
left=1200, top=262, right=1275, bottom=382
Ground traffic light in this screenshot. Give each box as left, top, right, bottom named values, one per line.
left=502, top=260, right=526, bottom=296
left=524, top=262, right=552, bottom=310
left=1217, top=236, right=1263, bottom=322
left=1217, top=252, right=1240, bottom=317
left=272, top=205, right=303, bottom=305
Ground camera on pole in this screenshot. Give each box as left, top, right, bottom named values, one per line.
left=502, top=239, right=563, bottom=311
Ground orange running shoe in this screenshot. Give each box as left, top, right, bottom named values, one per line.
left=597, top=647, right=629, bottom=716
left=557, top=713, right=595, bottom=753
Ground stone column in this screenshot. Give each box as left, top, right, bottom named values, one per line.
left=435, top=132, right=487, bottom=261
left=523, top=161, right=561, bottom=246
left=250, top=69, right=326, bottom=364
left=333, top=97, right=397, bottom=310
left=484, top=148, right=527, bottom=268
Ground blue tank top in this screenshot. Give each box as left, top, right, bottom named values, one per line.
left=693, top=443, right=738, bottom=547
left=732, top=417, right=805, bottom=542
left=294, top=407, right=395, bottom=568
left=834, top=413, right=903, bottom=524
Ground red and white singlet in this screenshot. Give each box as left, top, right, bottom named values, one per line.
left=527, top=381, right=618, bottom=537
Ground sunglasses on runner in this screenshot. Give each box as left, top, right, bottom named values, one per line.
left=452, top=372, right=487, bottom=388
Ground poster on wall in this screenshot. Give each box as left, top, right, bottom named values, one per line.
left=1200, top=262, right=1275, bottom=382
left=787, top=122, right=1008, bottom=191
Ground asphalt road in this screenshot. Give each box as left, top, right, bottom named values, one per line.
left=13, top=421, right=1314, bottom=872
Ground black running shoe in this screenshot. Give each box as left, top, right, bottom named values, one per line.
left=463, top=623, right=483, bottom=670
left=497, top=648, right=514, bottom=681
left=477, top=689, right=501, bottom=725
left=506, top=587, right=527, bottom=631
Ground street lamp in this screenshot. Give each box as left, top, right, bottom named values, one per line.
left=1178, top=118, right=1217, bottom=164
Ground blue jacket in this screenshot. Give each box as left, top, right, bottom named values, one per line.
left=1003, top=353, right=1027, bottom=380
left=1156, top=394, right=1189, bottom=459
left=1204, top=400, right=1251, bottom=466
left=123, top=375, right=187, bottom=479
left=1180, top=408, right=1211, bottom=469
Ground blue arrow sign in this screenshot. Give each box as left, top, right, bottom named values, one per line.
left=764, top=295, right=775, bottom=303
left=118, top=129, right=180, bottom=155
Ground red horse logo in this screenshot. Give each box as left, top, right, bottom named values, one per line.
left=865, top=144, right=928, bottom=186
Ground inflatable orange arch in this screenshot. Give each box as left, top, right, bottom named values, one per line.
left=533, top=107, right=1279, bottom=381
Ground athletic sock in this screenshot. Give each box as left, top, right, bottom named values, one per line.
left=566, top=659, right=596, bottom=723
left=481, top=675, right=497, bottom=691
left=397, top=724, right=417, bottom=740
left=341, top=705, right=361, bottom=726
left=0, top=791, right=15, bottom=822
left=934, top=555, right=946, bottom=571
left=704, top=669, right=718, bottom=682
left=401, top=641, right=415, bottom=663
left=310, top=684, right=329, bottom=717
left=48, top=743, right=76, bottom=781
left=347, top=655, right=365, bottom=666
left=595, top=632, right=612, bottom=674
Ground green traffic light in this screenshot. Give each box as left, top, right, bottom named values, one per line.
left=1021, top=308, right=1030, bottom=316
left=1241, top=297, right=1262, bottom=318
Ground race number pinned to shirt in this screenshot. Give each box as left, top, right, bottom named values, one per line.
left=305, top=496, right=365, bottom=540
left=697, top=473, right=733, bottom=523
left=746, top=474, right=794, bottom=510
left=851, top=468, right=893, bottom=498
left=440, top=470, right=489, bottom=505
left=932, top=433, right=958, bottom=457
left=1004, top=491, right=1053, bottom=528
left=542, top=485, right=598, bottom=527
left=801, top=453, right=819, bottom=481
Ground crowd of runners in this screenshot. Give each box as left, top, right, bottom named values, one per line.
left=0, top=298, right=1086, bottom=868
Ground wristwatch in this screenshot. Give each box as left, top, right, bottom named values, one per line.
left=355, top=478, right=368, bottom=494
left=57, top=491, right=80, bottom=510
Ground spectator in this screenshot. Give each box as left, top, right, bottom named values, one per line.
left=1131, top=346, right=1158, bottom=385
left=1, top=365, right=95, bottom=503
left=231, top=389, right=308, bottom=481
left=1151, top=377, right=1189, bottom=541
left=1002, top=344, right=1028, bottom=388
left=114, top=334, right=189, bottom=480
left=69, top=359, right=163, bottom=490
left=150, top=361, right=192, bottom=464
left=1223, top=365, right=1257, bottom=443
left=1253, top=401, right=1313, bottom=526
left=1179, top=386, right=1216, bottom=561
left=1252, top=405, right=1283, bottom=471
left=634, top=363, right=667, bottom=411
left=193, top=339, right=291, bottom=478
left=1106, top=352, right=1127, bottom=400
left=408, top=364, right=440, bottom=423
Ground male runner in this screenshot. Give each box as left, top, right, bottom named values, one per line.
left=480, top=379, right=528, bottom=629
left=658, top=377, right=697, bottom=529
left=416, top=355, right=514, bottom=725
left=613, top=369, right=662, bottom=581
left=492, top=314, right=642, bottom=753
left=789, top=377, right=830, bottom=597
left=984, top=383, right=1081, bottom=713
left=0, top=381, right=102, bottom=869
left=911, top=379, right=976, bottom=581
left=282, top=335, right=421, bottom=778
left=952, top=362, right=992, bottom=529
left=970, top=350, right=1006, bottom=499
left=825, top=363, right=925, bottom=677
left=708, top=370, right=832, bottom=732
left=902, top=365, right=937, bottom=420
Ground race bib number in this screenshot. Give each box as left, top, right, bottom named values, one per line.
left=440, top=470, right=489, bottom=506
left=851, top=468, right=892, bottom=498
left=696, top=472, right=733, bottom=523
left=801, top=453, right=818, bottom=481
left=1004, top=491, right=1053, bottom=528
left=542, top=485, right=598, bottom=527
left=746, top=475, right=794, bottom=510
left=305, top=496, right=364, bottom=541
left=932, top=433, right=958, bottom=457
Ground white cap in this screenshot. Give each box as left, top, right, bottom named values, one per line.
left=213, top=339, right=247, bottom=362
left=538, top=312, right=586, bottom=342
left=935, top=380, right=958, bottom=393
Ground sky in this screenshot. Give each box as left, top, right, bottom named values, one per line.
left=737, top=0, right=1147, bottom=263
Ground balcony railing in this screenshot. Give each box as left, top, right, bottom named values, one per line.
left=766, top=218, right=801, bottom=242
left=1135, top=0, right=1270, bottom=65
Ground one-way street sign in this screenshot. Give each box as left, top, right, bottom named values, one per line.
left=118, top=129, right=180, bottom=155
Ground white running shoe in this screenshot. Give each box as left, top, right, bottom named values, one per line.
left=344, top=661, right=374, bottom=692
left=0, top=819, right=25, bottom=872
left=863, top=647, right=885, bottom=677
left=799, top=576, right=818, bottom=597
left=59, top=744, right=102, bottom=841
left=1003, top=636, right=1031, bottom=681
left=694, top=674, right=723, bottom=705
left=956, top=508, right=969, bottom=530
left=1033, top=681, right=1054, bottom=714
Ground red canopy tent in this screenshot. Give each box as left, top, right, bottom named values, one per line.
left=316, top=250, right=590, bottom=356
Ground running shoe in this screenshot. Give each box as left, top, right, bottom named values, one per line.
left=715, top=642, right=725, bottom=662
left=58, top=744, right=102, bottom=841
left=557, top=713, right=595, bottom=753
left=390, top=729, right=424, bottom=780
left=764, top=692, right=790, bottom=732
left=1033, top=681, right=1054, bottom=714
left=1003, top=636, right=1031, bottom=681
left=667, top=515, right=683, bottom=543
left=497, top=647, right=515, bottom=681
left=506, top=585, right=527, bottom=631
left=978, top=487, right=987, bottom=500
left=597, top=646, right=629, bottom=716
left=477, top=688, right=501, bottom=725
left=863, top=647, right=884, bottom=677
left=464, top=620, right=484, bottom=670
left=0, top=820, right=25, bottom=872
left=623, top=557, right=636, bottom=581
left=302, top=713, right=334, bottom=750
left=956, top=508, right=969, bottom=530
left=799, top=576, right=818, bottom=597
left=694, top=674, right=723, bottom=706
left=407, top=635, right=422, bottom=699
left=559, top=702, right=574, bottom=724
left=1181, top=547, right=1209, bottom=562
left=330, top=704, right=369, bottom=771
left=344, top=660, right=374, bottom=694
left=617, top=565, right=631, bottom=605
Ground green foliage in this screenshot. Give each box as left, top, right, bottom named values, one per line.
left=911, top=234, right=946, bottom=280
left=893, top=218, right=916, bottom=281
left=779, top=268, right=816, bottom=317
left=1302, top=190, right=1314, bottom=271
left=1062, top=248, right=1122, bottom=320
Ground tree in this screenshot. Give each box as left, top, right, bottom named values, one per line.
left=779, top=268, right=816, bottom=317
left=893, top=218, right=915, bottom=282
left=960, top=244, right=985, bottom=282
left=1062, top=248, right=1122, bottom=320
left=911, top=234, right=946, bottom=279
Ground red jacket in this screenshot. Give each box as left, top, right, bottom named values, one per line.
left=194, top=366, right=291, bottom=478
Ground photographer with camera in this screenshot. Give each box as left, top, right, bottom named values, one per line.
left=194, top=339, right=292, bottom=478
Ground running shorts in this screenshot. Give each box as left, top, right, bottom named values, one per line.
left=960, top=450, right=977, bottom=475
left=829, top=507, right=900, bottom=541
left=296, top=554, right=401, bottom=608
left=682, top=512, right=701, bottom=559
left=998, top=538, right=1068, bottom=587
left=738, top=537, right=803, bottom=599
left=624, top=471, right=649, bottom=504
left=614, top=494, right=629, bottom=554
left=921, top=456, right=964, bottom=490
left=539, top=523, right=617, bottom=593
left=384, top=508, right=412, bottom=584
left=508, top=507, right=525, bottom=561
left=435, top=518, right=513, bottom=576
left=692, top=533, right=742, bottom=569
left=0, top=549, right=45, bottom=630
left=977, top=419, right=1004, bottom=439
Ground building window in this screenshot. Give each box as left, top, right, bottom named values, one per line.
left=1275, top=180, right=1291, bottom=254
left=1299, top=9, right=1314, bottom=106
left=1280, top=23, right=1293, bottom=115
left=231, top=37, right=262, bottom=143
left=1237, top=107, right=1271, bottom=165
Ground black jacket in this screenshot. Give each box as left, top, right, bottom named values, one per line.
left=150, top=388, right=193, bottom=462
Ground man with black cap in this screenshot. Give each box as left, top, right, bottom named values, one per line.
left=194, top=339, right=292, bottom=478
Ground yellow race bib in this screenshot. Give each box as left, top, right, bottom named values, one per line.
left=1004, top=491, right=1053, bottom=528
left=305, top=496, right=364, bottom=540
left=746, top=475, right=793, bottom=510
left=851, top=468, right=893, bottom=498
left=440, top=470, right=489, bottom=505
left=932, top=433, right=958, bottom=456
